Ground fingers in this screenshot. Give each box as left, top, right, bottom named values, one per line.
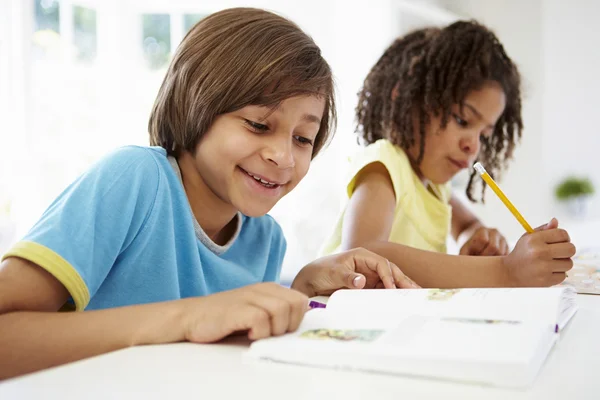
left=305, top=248, right=418, bottom=293
left=460, top=230, right=489, bottom=255
left=244, top=305, right=272, bottom=340
left=351, top=249, right=418, bottom=289
left=381, top=259, right=397, bottom=289
left=326, top=264, right=366, bottom=289
left=352, top=248, right=396, bottom=289
left=245, top=283, right=308, bottom=339
left=480, top=230, right=502, bottom=256
left=548, top=259, right=574, bottom=273
left=534, top=218, right=558, bottom=232
left=246, top=290, right=290, bottom=337
left=287, top=291, right=309, bottom=333
left=549, top=242, right=577, bottom=259
left=390, top=262, right=420, bottom=288
left=483, top=230, right=510, bottom=256
left=458, top=245, right=470, bottom=256
left=538, top=228, right=571, bottom=244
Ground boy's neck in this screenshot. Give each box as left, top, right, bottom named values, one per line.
left=177, top=152, right=238, bottom=245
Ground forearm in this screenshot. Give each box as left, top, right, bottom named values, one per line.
left=0, top=300, right=184, bottom=380
left=362, top=240, right=509, bottom=288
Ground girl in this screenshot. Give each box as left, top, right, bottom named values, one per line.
left=321, top=21, right=575, bottom=288
left=0, top=8, right=416, bottom=379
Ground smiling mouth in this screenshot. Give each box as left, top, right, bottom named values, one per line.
left=239, top=168, right=283, bottom=188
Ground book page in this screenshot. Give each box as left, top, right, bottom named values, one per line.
left=251, top=309, right=545, bottom=361
left=248, top=308, right=556, bottom=388
left=248, top=309, right=399, bottom=358
left=563, top=246, right=600, bottom=294
left=326, top=287, right=574, bottom=325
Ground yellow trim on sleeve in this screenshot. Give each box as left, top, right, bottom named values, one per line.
left=2, top=241, right=90, bottom=311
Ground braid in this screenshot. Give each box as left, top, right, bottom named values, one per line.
left=356, top=21, right=523, bottom=202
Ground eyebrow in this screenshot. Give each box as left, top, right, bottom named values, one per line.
left=275, top=104, right=322, bottom=125
left=301, top=113, right=322, bottom=125
left=463, top=102, right=495, bottom=129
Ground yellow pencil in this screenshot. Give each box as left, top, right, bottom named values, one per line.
left=473, top=162, right=534, bottom=234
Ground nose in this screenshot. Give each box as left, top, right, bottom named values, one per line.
left=262, top=133, right=295, bottom=169
left=459, top=130, right=481, bottom=156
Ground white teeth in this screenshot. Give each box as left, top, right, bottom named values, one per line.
left=246, top=170, right=278, bottom=187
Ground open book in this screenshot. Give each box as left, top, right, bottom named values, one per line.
left=247, top=287, right=578, bottom=388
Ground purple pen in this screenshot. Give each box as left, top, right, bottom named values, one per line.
left=309, top=300, right=326, bottom=309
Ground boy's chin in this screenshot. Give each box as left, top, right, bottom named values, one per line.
left=236, top=203, right=276, bottom=218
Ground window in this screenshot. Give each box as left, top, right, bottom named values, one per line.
left=142, top=14, right=170, bottom=70
left=4, top=1, right=216, bottom=244
left=73, top=5, right=97, bottom=62
left=34, top=0, right=60, bottom=33
left=183, top=14, right=205, bottom=33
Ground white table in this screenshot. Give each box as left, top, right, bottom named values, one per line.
left=2, top=219, right=599, bottom=399
left=1, top=294, right=598, bottom=400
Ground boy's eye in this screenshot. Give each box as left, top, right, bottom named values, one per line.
left=294, top=135, right=314, bottom=147
left=453, top=114, right=468, bottom=127
left=244, top=119, right=269, bottom=132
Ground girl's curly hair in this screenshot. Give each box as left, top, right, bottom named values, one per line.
left=356, top=20, right=523, bottom=201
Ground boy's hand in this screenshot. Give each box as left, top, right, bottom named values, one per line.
left=180, top=283, right=308, bottom=343
left=460, top=226, right=510, bottom=256
left=503, top=218, right=576, bottom=286
left=291, top=247, right=419, bottom=297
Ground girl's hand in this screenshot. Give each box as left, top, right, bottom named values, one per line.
left=291, top=247, right=420, bottom=297
left=460, top=226, right=510, bottom=256
left=502, top=218, right=576, bottom=286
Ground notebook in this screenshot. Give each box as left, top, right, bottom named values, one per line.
left=247, top=287, right=578, bottom=388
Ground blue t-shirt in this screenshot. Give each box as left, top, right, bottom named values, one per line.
left=2, top=146, right=286, bottom=311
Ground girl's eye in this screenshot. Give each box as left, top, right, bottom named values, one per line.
left=453, top=114, right=468, bottom=127
left=294, top=135, right=314, bottom=147
left=244, top=119, right=269, bottom=132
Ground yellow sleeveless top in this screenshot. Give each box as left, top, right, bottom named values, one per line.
left=321, top=139, right=452, bottom=255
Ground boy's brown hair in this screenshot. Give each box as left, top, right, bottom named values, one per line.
left=149, top=7, right=336, bottom=158
left=356, top=21, right=522, bottom=202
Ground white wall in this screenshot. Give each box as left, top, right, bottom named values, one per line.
left=542, top=0, right=600, bottom=221
left=438, top=0, right=548, bottom=240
